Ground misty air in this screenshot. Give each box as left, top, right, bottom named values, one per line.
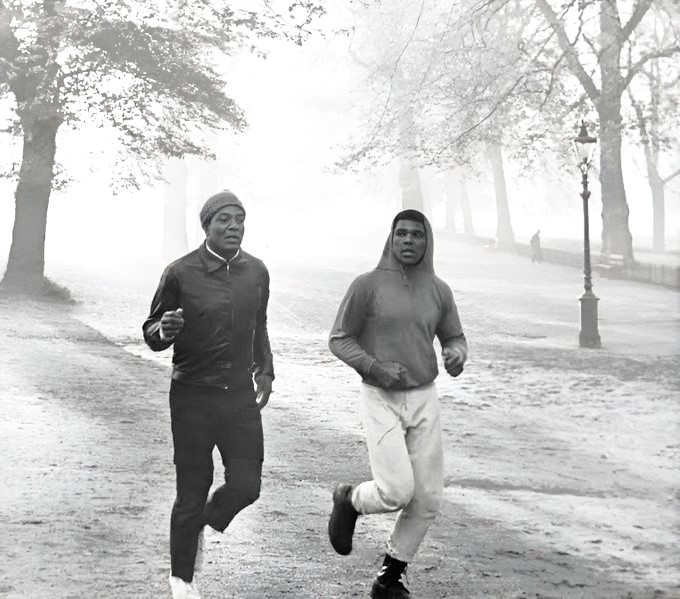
left=0, top=1, right=678, bottom=598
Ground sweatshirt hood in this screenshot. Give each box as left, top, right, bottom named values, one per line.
left=377, top=209, right=434, bottom=275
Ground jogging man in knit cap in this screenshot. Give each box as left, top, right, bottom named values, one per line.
left=327, top=209, right=467, bottom=598
left=143, top=190, right=274, bottom=599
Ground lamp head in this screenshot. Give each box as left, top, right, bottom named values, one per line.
left=573, top=120, right=597, bottom=170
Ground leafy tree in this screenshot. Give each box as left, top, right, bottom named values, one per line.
left=624, top=2, right=680, bottom=252
left=0, top=0, right=322, bottom=294
left=339, top=0, right=679, bottom=260
left=531, top=0, right=679, bottom=260
left=338, top=0, right=534, bottom=244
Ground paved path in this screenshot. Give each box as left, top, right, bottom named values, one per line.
left=0, top=235, right=678, bottom=598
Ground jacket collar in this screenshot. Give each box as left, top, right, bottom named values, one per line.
left=198, top=242, right=244, bottom=273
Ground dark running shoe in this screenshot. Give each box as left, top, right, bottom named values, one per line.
left=328, top=483, right=359, bottom=555
left=370, top=574, right=411, bottom=599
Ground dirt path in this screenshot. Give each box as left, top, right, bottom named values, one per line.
left=1, top=241, right=678, bottom=598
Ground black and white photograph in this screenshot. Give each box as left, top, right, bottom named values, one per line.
left=0, top=1, right=678, bottom=598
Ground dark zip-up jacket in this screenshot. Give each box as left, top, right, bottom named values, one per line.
left=143, top=243, right=274, bottom=389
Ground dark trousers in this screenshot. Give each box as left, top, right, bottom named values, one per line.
left=169, top=380, right=264, bottom=582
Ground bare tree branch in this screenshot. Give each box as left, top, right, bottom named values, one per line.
left=356, top=0, right=427, bottom=159
left=410, top=1, right=456, bottom=105
left=433, top=71, right=528, bottom=161
left=622, top=45, right=680, bottom=89
left=627, top=85, right=654, bottom=160
left=469, top=0, right=512, bottom=21
left=533, top=0, right=600, bottom=102
left=662, top=167, right=680, bottom=184
left=621, top=0, right=654, bottom=43
left=539, top=49, right=566, bottom=109
left=582, top=33, right=598, bottom=55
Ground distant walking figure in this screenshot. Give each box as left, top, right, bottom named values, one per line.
left=143, top=190, right=274, bottom=599
left=327, top=209, right=468, bottom=598
left=530, top=229, right=542, bottom=263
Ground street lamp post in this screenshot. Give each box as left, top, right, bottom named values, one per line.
left=573, top=121, right=601, bottom=349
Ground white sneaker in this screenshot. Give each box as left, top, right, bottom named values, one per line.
left=194, top=528, right=205, bottom=573
left=169, top=575, right=202, bottom=599
left=169, top=575, right=191, bottom=599
left=187, top=580, right=202, bottom=599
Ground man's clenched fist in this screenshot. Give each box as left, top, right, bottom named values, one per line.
left=160, top=308, right=184, bottom=340
left=442, top=347, right=465, bottom=377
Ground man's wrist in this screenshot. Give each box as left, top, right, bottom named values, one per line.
left=365, top=359, right=377, bottom=377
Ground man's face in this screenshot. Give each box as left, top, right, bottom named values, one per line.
left=206, top=205, right=245, bottom=255
left=392, top=219, right=427, bottom=265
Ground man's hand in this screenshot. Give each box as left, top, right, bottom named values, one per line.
left=160, top=308, right=184, bottom=340
left=370, top=361, right=406, bottom=389
left=442, top=347, right=465, bottom=377
left=255, top=375, right=273, bottom=410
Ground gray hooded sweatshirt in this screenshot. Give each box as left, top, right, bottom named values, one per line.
left=329, top=214, right=467, bottom=390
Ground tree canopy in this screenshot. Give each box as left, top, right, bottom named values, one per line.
left=339, top=0, right=680, bottom=257
left=0, top=0, right=323, bottom=292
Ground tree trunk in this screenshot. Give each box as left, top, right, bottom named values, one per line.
left=418, top=167, right=434, bottom=222
left=597, top=106, right=633, bottom=259
left=397, top=99, right=425, bottom=214
left=444, top=171, right=475, bottom=235
left=633, top=101, right=666, bottom=253
left=444, top=172, right=458, bottom=232
left=398, top=158, right=424, bottom=213
left=459, top=176, right=475, bottom=236
left=629, top=63, right=665, bottom=253
left=649, top=169, right=665, bottom=253
left=193, top=159, right=223, bottom=244
left=486, top=143, right=515, bottom=247
left=162, top=158, right=189, bottom=261
left=1, top=116, right=60, bottom=291
left=597, top=0, right=634, bottom=261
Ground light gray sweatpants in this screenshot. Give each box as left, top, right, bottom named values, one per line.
left=351, top=381, right=444, bottom=562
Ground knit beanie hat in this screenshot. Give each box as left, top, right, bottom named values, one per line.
left=199, top=190, right=246, bottom=230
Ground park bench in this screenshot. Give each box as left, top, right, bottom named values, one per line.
left=595, top=253, right=627, bottom=278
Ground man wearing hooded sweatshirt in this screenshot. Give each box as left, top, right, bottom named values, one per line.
left=143, top=190, right=274, bottom=599
left=327, top=209, right=467, bottom=598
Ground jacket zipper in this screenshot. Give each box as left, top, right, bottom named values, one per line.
left=226, top=256, right=234, bottom=327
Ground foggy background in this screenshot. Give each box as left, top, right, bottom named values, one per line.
left=1, top=2, right=678, bottom=275
left=1, top=1, right=678, bottom=598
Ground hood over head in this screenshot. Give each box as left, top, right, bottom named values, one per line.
left=377, top=209, right=434, bottom=274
